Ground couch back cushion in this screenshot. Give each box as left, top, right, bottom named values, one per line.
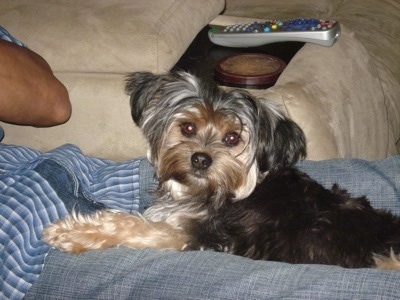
left=0, top=0, right=224, bottom=73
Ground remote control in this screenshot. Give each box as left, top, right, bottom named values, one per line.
left=208, top=19, right=341, bottom=47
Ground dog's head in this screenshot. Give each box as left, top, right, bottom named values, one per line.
left=126, top=71, right=306, bottom=206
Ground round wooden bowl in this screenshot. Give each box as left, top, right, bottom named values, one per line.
left=214, top=53, right=286, bottom=89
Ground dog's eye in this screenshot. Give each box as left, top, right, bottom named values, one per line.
left=181, top=122, right=196, bottom=136
left=224, top=132, right=240, bottom=146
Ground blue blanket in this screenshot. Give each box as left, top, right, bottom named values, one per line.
left=0, top=144, right=155, bottom=300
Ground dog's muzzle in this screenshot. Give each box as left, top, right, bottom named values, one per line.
left=191, top=152, right=212, bottom=170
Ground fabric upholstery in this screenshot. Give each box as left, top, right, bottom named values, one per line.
left=0, top=0, right=225, bottom=74
left=0, top=0, right=399, bottom=161
left=3, top=73, right=149, bottom=160
left=25, top=247, right=400, bottom=300
left=264, top=25, right=389, bottom=159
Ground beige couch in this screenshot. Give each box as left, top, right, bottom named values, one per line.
left=0, top=0, right=399, bottom=161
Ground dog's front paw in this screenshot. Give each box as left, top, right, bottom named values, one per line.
left=43, top=210, right=189, bottom=254
left=42, top=211, right=118, bottom=254
left=42, top=222, right=81, bottom=253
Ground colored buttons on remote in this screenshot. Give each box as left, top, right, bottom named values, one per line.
left=222, top=19, right=337, bottom=33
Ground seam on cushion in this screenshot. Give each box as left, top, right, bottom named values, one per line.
left=153, top=0, right=181, bottom=72
left=154, top=0, right=182, bottom=35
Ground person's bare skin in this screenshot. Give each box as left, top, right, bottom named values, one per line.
left=0, top=40, right=71, bottom=127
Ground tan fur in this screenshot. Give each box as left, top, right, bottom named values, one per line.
left=373, top=250, right=400, bottom=270
left=42, top=210, right=187, bottom=254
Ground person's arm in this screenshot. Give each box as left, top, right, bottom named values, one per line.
left=0, top=40, right=71, bottom=127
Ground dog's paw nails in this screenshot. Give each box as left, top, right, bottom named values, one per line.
left=182, top=242, right=232, bottom=253
left=182, top=242, right=206, bottom=252
left=42, top=224, right=83, bottom=254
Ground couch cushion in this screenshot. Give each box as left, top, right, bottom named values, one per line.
left=223, top=0, right=343, bottom=20
left=334, top=0, right=400, bottom=157
left=1, top=73, right=149, bottom=161
left=243, top=25, right=391, bottom=160
left=0, top=0, right=225, bottom=73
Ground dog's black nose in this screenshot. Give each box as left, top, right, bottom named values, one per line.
left=191, top=152, right=212, bottom=170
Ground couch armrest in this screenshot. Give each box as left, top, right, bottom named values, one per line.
left=247, top=25, right=391, bottom=160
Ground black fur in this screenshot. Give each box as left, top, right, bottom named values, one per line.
left=185, top=167, right=400, bottom=268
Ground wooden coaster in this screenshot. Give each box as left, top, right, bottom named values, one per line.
left=214, top=53, right=286, bottom=89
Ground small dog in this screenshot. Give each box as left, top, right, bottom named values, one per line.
left=43, top=71, right=400, bottom=269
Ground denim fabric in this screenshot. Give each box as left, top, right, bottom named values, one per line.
left=25, top=155, right=400, bottom=300
left=35, top=160, right=108, bottom=214
left=139, top=158, right=157, bottom=212
left=0, top=144, right=147, bottom=300
left=297, top=157, right=400, bottom=214
left=0, top=26, right=26, bottom=46
left=24, top=247, right=400, bottom=300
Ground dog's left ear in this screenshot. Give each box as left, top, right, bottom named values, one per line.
left=125, top=71, right=167, bottom=127
left=256, top=104, right=307, bottom=173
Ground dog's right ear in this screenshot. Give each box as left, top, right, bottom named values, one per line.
left=125, top=72, right=163, bottom=126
